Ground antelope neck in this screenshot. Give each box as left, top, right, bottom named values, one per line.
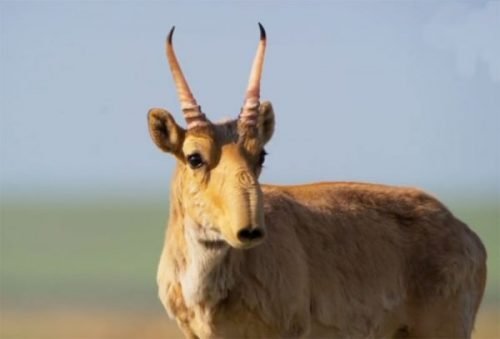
left=179, top=216, right=236, bottom=308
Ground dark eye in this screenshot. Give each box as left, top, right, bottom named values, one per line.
left=258, top=150, right=267, bottom=167
left=187, top=153, right=204, bottom=169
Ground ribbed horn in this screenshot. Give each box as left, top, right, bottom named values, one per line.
left=166, top=26, right=208, bottom=129
left=239, top=23, right=267, bottom=126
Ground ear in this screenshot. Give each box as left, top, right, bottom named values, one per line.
left=258, top=101, right=275, bottom=145
left=147, top=108, right=185, bottom=154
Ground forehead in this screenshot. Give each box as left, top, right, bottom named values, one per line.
left=185, top=119, right=239, bottom=147
left=213, top=119, right=239, bottom=145
left=182, top=119, right=239, bottom=154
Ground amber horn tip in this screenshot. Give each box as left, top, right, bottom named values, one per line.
left=258, top=22, right=266, bottom=40
left=167, top=26, right=175, bottom=44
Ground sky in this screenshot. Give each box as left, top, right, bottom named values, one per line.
left=1, top=1, right=499, bottom=201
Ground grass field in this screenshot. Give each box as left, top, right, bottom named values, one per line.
left=1, top=196, right=498, bottom=338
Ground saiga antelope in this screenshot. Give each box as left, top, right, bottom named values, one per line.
left=147, top=24, right=487, bottom=338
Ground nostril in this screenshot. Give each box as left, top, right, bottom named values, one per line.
left=250, top=228, right=264, bottom=240
left=237, top=229, right=252, bottom=242
left=237, top=227, right=265, bottom=242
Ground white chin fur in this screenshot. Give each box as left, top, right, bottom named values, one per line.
left=181, top=218, right=232, bottom=307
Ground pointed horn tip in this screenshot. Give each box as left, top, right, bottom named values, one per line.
left=167, top=26, right=175, bottom=44
left=258, top=22, right=266, bottom=40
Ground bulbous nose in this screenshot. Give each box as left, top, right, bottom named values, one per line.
left=237, top=226, right=265, bottom=243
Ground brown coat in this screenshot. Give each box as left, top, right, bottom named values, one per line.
left=157, top=180, right=486, bottom=338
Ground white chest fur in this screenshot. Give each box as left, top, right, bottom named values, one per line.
left=179, top=219, right=234, bottom=308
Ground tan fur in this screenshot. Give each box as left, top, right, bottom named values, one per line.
left=148, top=106, right=487, bottom=338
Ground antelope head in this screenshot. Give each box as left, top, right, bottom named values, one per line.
left=148, top=24, right=275, bottom=249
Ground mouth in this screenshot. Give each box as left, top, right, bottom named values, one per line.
left=198, top=238, right=228, bottom=250
left=194, top=226, right=229, bottom=250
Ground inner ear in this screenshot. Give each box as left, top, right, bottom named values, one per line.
left=258, top=101, right=275, bottom=145
left=147, top=108, right=185, bottom=155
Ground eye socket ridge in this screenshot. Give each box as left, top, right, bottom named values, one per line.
left=187, top=153, right=204, bottom=169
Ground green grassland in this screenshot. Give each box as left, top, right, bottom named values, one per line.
left=1, top=197, right=498, bottom=313
left=1, top=199, right=168, bottom=312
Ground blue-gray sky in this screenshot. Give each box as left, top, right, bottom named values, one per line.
left=1, top=1, right=499, bottom=200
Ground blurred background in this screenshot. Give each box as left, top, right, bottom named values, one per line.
left=1, top=1, right=498, bottom=338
